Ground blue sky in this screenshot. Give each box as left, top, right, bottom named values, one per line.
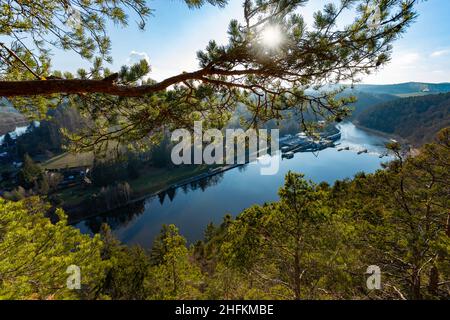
left=52, top=0, right=450, bottom=84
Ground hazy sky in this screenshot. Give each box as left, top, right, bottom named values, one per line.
left=52, top=0, right=450, bottom=84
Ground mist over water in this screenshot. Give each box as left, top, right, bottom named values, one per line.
left=77, top=122, right=391, bottom=248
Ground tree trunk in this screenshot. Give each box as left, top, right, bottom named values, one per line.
left=428, top=265, right=439, bottom=295
left=446, top=212, right=450, bottom=237
left=411, top=268, right=422, bottom=300
left=293, top=251, right=301, bottom=300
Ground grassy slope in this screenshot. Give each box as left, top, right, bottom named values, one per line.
left=43, top=152, right=94, bottom=169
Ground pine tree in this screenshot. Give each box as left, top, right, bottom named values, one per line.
left=17, top=154, right=42, bottom=189
left=221, top=172, right=352, bottom=299
left=2, top=132, right=14, bottom=148
left=0, top=1, right=418, bottom=152
left=97, top=224, right=150, bottom=299
left=0, top=197, right=107, bottom=299
left=147, top=225, right=203, bottom=299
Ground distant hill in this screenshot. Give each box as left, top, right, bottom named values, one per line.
left=0, top=98, right=27, bottom=135
left=312, top=82, right=450, bottom=119
left=342, top=91, right=397, bottom=118
left=0, top=98, right=28, bottom=135
left=355, top=92, right=450, bottom=146
left=353, top=82, right=450, bottom=97
left=0, top=97, right=16, bottom=113
left=0, top=112, right=28, bottom=136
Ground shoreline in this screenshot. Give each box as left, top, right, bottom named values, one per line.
left=67, top=163, right=245, bottom=224
left=68, top=122, right=397, bottom=225
left=67, top=145, right=273, bottom=224
left=352, top=121, right=409, bottom=145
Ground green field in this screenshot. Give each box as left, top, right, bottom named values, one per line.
left=43, top=152, right=94, bottom=170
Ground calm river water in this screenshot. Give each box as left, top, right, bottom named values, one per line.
left=76, top=122, right=391, bottom=248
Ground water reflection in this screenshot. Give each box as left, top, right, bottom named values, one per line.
left=76, top=122, right=391, bottom=248
left=157, top=172, right=226, bottom=205
left=82, top=200, right=146, bottom=234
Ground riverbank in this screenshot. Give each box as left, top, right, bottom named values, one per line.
left=63, top=165, right=208, bottom=217
left=352, top=121, right=409, bottom=145
left=66, top=128, right=342, bottom=222
left=65, top=163, right=246, bottom=224
left=67, top=123, right=392, bottom=224
left=350, top=122, right=422, bottom=158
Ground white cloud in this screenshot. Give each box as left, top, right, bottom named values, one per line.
left=397, top=52, right=421, bottom=66
left=430, top=49, right=450, bottom=58
left=127, top=51, right=150, bottom=65
left=363, top=49, right=450, bottom=84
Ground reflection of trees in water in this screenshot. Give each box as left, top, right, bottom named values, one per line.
left=158, top=192, right=165, bottom=204
left=80, top=170, right=228, bottom=232
left=83, top=200, right=146, bottom=233
left=81, top=171, right=226, bottom=232
left=166, top=187, right=176, bottom=201
left=238, top=164, right=248, bottom=173
left=189, top=172, right=224, bottom=193
left=157, top=172, right=225, bottom=205
left=84, top=172, right=229, bottom=233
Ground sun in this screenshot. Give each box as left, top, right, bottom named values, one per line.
left=261, top=25, right=283, bottom=48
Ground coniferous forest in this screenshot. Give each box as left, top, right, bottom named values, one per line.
left=0, top=0, right=449, bottom=304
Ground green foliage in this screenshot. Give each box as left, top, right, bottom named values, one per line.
left=221, top=172, right=359, bottom=299
left=0, top=197, right=107, bottom=299
left=97, top=224, right=150, bottom=299
left=200, top=129, right=449, bottom=299
left=91, top=159, right=127, bottom=188
left=0, top=0, right=151, bottom=72
left=17, top=154, right=43, bottom=189
left=363, top=128, right=450, bottom=299
left=73, top=0, right=416, bottom=151
left=147, top=225, right=203, bottom=299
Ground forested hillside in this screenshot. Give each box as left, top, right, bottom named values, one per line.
left=12, top=105, right=87, bottom=158
left=344, top=91, right=397, bottom=118
left=354, top=82, right=450, bottom=96
left=1, top=129, right=448, bottom=300
left=356, top=93, right=450, bottom=146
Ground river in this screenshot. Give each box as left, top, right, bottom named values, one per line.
left=76, top=122, right=392, bottom=248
